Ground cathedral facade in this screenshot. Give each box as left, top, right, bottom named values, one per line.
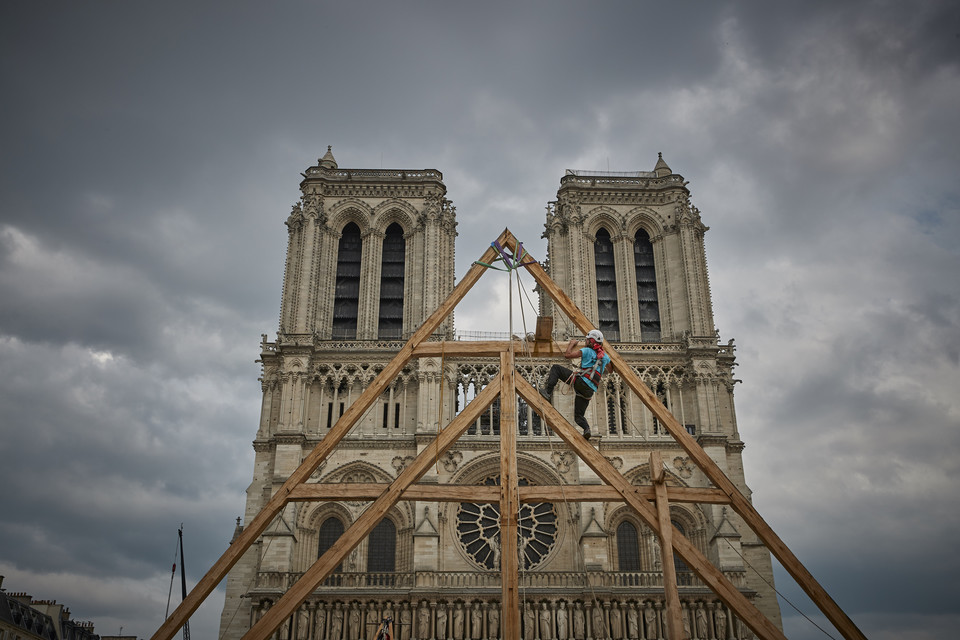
left=218, top=150, right=782, bottom=640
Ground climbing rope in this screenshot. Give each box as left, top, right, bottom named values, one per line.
left=510, top=263, right=606, bottom=620
left=720, top=536, right=840, bottom=640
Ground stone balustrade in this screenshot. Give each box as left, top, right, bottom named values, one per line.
left=251, top=570, right=749, bottom=594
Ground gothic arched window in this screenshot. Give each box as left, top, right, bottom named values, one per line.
left=594, top=228, right=619, bottom=340
left=616, top=521, right=641, bottom=571
left=378, top=223, right=405, bottom=339
left=367, top=518, right=397, bottom=573
left=633, top=228, right=661, bottom=342
left=332, top=222, right=362, bottom=339
left=318, top=517, right=345, bottom=572
left=671, top=519, right=693, bottom=583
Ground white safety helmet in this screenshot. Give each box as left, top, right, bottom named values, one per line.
left=586, top=329, right=604, bottom=344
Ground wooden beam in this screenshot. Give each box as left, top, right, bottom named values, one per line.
left=515, top=376, right=787, bottom=640
left=651, top=451, right=685, bottom=640
left=151, top=231, right=511, bottom=640
left=241, top=378, right=503, bottom=640
left=286, top=483, right=732, bottom=504
left=411, top=340, right=565, bottom=358
left=499, top=350, right=521, bottom=640
left=514, top=244, right=866, bottom=640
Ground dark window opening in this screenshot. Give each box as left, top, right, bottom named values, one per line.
left=378, top=223, right=405, bottom=339
left=318, top=517, right=345, bottom=573
left=594, top=228, right=620, bottom=340
left=333, top=223, right=362, bottom=339
left=616, top=521, right=641, bottom=571
left=367, top=518, right=396, bottom=573
left=672, top=519, right=693, bottom=584
left=634, top=229, right=661, bottom=342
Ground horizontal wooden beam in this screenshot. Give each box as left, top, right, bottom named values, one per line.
left=287, top=483, right=731, bottom=504
left=411, top=340, right=564, bottom=358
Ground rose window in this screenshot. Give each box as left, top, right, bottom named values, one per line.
left=456, top=475, right=558, bottom=570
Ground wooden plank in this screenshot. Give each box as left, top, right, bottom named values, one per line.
left=515, top=376, right=787, bottom=640
left=412, top=340, right=565, bottom=358
left=287, top=483, right=732, bottom=504
left=499, top=350, right=521, bottom=640
left=515, top=247, right=867, bottom=640
left=151, top=231, right=510, bottom=640
left=651, top=451, right=684, bottom=640
left=241, top=378, right=503, bottom=640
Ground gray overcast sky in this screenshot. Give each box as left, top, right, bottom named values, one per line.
left=1, top=2, right=958, bottom=639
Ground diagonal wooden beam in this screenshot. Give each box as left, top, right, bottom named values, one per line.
left=242, top=377, right=503, bottom=640
left=515, top=376, right=787, bottom=640
left=513, top=240, right=866, bottom=640
left=151, top=231, right=511, bottom=640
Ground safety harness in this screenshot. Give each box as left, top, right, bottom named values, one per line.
left=578, top=341, right=608, bottom=389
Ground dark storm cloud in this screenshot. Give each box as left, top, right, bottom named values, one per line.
left=1, top=1, right=958, bottom=638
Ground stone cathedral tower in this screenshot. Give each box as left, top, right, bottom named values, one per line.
left=219, top=151, right=781, bottom=640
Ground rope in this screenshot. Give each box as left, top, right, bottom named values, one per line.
left=511, top=265, right=605, bottom=620
left=720, top=537, right=840, bottom=640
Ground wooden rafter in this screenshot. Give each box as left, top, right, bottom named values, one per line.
left=151, top=228, right=866, bottom=640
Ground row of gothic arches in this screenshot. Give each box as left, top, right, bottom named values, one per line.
left=295, top=460, right=708, bottom=577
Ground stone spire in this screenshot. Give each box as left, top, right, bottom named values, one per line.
left=319, top=145, right=338, bottom=169
left=654, top=152, right=672, bottom=177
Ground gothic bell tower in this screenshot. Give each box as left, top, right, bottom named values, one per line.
left=542, top=153, right=713, bottom=343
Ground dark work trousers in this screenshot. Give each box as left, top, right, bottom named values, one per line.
left=544, top=364, right=596, bottom=434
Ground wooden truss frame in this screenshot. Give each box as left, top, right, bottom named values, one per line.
left=152, top=229, right=866, bottom=640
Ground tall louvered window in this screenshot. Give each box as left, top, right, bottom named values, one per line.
left=634, top=228, right=661, bottom=342
left=378, top=223, right=405, bottom=339
left=318, top=517, right=345, bottom=572
left=616, top=521, right=641, bottom=571
left=332, top=223, right=362, bottom=339
left=367, top=518, right=396, bottom=573
left=594, top=228, right=619, bottom=340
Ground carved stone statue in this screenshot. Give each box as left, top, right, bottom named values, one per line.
left=437, top=603, right=448, bottom=640
left=417, top=603, right=430, bottom=640
left=471, top=603, right=482, bottom=639
left=643, top=606, right=656, bottom=640
left=400, top=604, right=411, bottom=640
left=715, top=608, right=728, bottom=640
left=298, top=608, right=310, bottom=640
left=539, top=602, right=553, bottom=640
left=330, top=603, right=344, bottom=640
left=488, top=605, right=500, bottom=640
left=609, top=604, right=622, bottom=640
left=523, top=602, right=536, bottom=640
left=349, top=604, right=361, bottom=640
left=367, top=603, right=379, bottom=640
left=626, top=605, right=638, bottom=640
left=556, top=602, right=568, bottom=640
left=453, top=603, right=465, bottom=640
left=316, top=605, right=327, bottom=640
left=572, top=604, right=585, bottom=640
left=695, top=606, right=707, bottom=640
left=591, top=606, right=605, bottom=640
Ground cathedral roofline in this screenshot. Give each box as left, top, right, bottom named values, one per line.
left=559, top=153, right=685, bottom=191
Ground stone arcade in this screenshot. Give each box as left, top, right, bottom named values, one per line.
left=217, top=149, right=783, bottom=640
